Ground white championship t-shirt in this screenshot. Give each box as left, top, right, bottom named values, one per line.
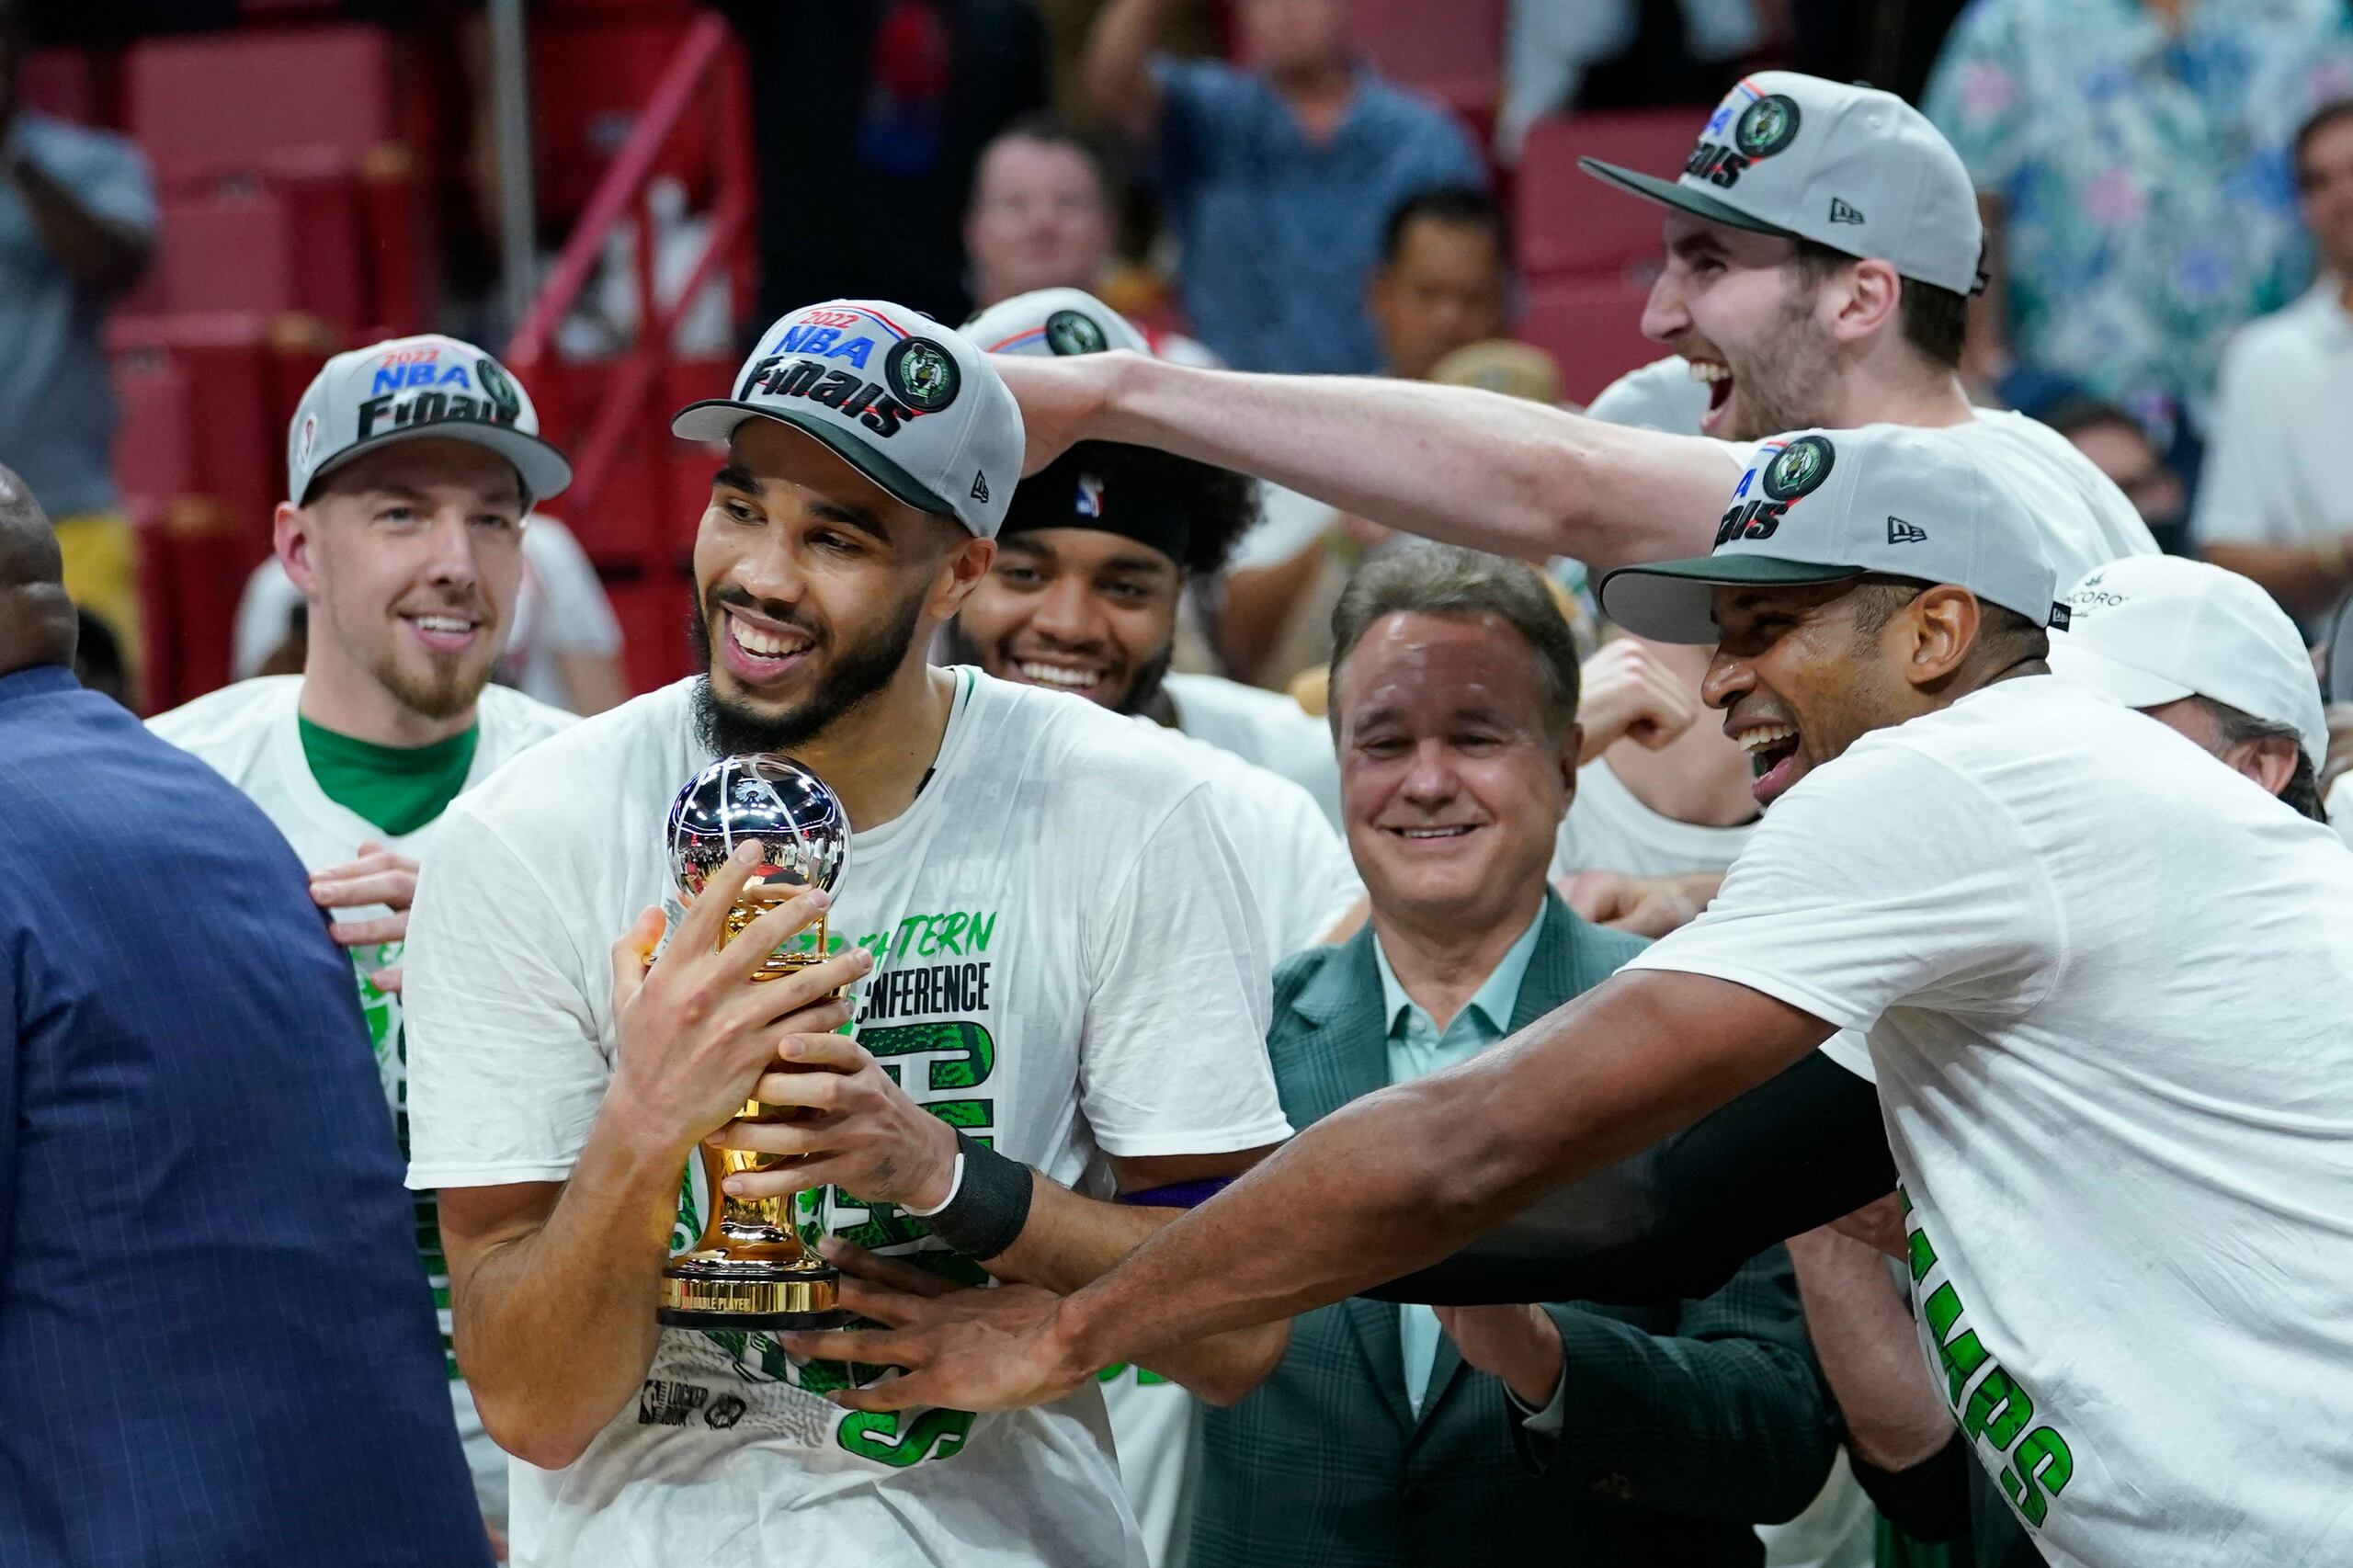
left=1623, top=676, right=2353, bottom=1568
left=147, top=676, right=574, bottom=1509
left=1131, top=717, right=1358, bottom=960
left=1550, top=754, right=1756, bottom=881
left=1163, top=670, right=1341, bottom=828
left=400, top=669, right=1293, bottom=1568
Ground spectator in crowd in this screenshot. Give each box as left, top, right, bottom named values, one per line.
left=0, top=0, right=154, bottom=680
left=1218, top=183, right=1519, bottom=688
left=2037, top=397, right=2189, bottom=556
left=967, top=288, right=1347, bottom=823
left=1498, top=0, right=1760, bottom=160
left=964, top=113, right=1120, bottom=312
left=150, top=335, right=579, bottom=1548
left=233, top=510, right=628, bottom=715
left=1367, top=186, right=1512, bottom=383
left=2194, top=97, right=2353, bottom=627
left=1923, top=0, right=2353, bottom=439
left=1190, top=542, right=1834, bottom=1568
left=0, top=465, right=493, bottom=1567
left=1084, top=0, right=1483, bottom=374
left=710, top=0, right=1047, bottom=327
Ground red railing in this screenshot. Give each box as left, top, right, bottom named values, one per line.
left=504, top=11, right=754, bottom=554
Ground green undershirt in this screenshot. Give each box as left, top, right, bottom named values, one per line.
left=299, top=715, right=479, bottom=836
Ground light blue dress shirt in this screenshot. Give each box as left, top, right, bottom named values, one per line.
left=1372, top=906, right=1547, bottom=1415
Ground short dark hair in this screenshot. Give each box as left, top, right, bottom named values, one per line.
left=2200, top=699, right=2325, bottom=821
left=1327, top=542, right=1581, bottom=744
left=978, top=111, right=1115, bottom=209
left=1381, top=184, right=1511, bottom=267
left=1844, top=573, right=2050, bottom=667
left=2036, top=394, right=2150, bottom=449
left=1790, top=238, right=1969, bottom=371
left=2294, top=97, right=2353, bottom=187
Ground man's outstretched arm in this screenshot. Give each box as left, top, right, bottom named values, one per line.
left=996, top=352, right=1741, bottom=574
left=783, top=971, right=1835, bottom=1411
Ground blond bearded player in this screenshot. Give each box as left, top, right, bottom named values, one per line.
left=398, top=301, right=1292, bottom=1566
left=150, top=334, right=577, bottom=1542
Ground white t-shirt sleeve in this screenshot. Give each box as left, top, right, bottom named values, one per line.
left=522, top=517, right=624, bottom=655
left=2189, top=330, right=2281, bottom=547
left=232, top=559, right=303, bottom=679
left=1229, top=483, right=1341, bottom=573
left=1075, top=783, right=1292, bottom=1158
left=1620, top=741, right=2062, bottom=1036
left=403, top=802, right=615, bottom=1188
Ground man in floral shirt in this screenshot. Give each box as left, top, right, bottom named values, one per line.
left=1924, top=0, right=2353, bottom=442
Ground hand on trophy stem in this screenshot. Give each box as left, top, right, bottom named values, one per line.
left=710, top=1031, right=961, bottom=1211
left=607, top=839, right=874, bottom=1164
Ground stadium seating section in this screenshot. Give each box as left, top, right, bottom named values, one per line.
left=46, top=1, right=1705, bottom=707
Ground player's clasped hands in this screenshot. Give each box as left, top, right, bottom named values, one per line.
left=709, top=1029, right=961, bottom=1211
left=606, top=838, right=872, bottom=1157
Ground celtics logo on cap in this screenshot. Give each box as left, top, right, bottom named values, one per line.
left=886, top=337, right=961, bottom=413
left=476, top=357, right=523, bottom=419
left=1761, top=435, right=1835, bottom=501
left=1733, top=94, right=1802, bottom=159
left=1044, top=310, right=1108, bottom=356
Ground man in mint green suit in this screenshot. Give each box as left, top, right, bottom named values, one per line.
left=1191, top=544, right=1834, bottom=1568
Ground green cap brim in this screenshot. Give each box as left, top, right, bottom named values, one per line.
left=670, top=400, right=961, bottom=524
left=1577, top=157, right=1802, bottom=239
left=1597, top=555, right=1866, bottom=644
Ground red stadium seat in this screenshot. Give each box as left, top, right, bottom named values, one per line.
left=1518, top=278, right=1661, bottom=406
left=133, top=187, right=301, bottom=315
left=23, top=47, right=102, bottom=126
left=128, top=25, right=398, bottom=188
left=1346, top=0, right=1503, bottom=119
left=530, top=15, right=713, bottom=222
left=1516, top=108, right=1702, bottom=283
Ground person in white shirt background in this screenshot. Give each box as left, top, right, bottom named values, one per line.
left=2195, top=96, right=2353, bottom=631
left=149, top=333, right=581, bottom=1552
left=233, top=508, right=628, bottom=716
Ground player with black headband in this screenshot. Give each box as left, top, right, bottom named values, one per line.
left=965, top=289, right=1344, bottom=823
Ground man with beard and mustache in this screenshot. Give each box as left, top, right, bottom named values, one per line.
left=990, top=73, right=2158, bottom=595
left=396, top=301, right=1294, bottom=1568
left=149, top=334, right=578, bottom=1549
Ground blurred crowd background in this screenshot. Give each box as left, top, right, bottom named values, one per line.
left=31, top=0, right=2350, bottom=724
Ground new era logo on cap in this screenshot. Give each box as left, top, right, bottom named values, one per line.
left=1595, top=425, right=2063, bottom=646
left=671, top=300, right=1024, bottom=539
left=1579, top=71, right=1985, bottom=298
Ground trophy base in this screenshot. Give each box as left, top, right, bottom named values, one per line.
left=657, top=1253, right=847, bottom=1331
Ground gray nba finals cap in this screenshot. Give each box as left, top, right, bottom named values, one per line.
left=2051, top=555, right=2329, bottom=768
left=289, top=334, right=572, bottom=506
left=1580, top=72, right=1985, bottom=297
left=1597, top=425, right=2063, bottom=644
left=673, top=299, right=1022, bottom=538
left=963, top=287, right=1152, bottom=358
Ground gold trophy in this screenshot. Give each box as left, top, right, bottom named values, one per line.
left=657, top=754, right=853, bottom=1329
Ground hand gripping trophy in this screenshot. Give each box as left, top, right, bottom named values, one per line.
left=658, top=754, right=852, bottom=1328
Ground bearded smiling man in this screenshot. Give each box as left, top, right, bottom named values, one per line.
left=397, top=301, right=1294, bottom=1568
left=991, top=73, right=2157, bottom=597
left=150, top=334, right=576, bottom=1547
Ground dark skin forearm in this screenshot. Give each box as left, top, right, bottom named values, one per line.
left=1059, top=972, right=1834, bottom=1373
left=11, top=154, right=150, bottom=294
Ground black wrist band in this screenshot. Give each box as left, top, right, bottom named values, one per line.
left=922, top=1131, right=1033, bottom=1261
